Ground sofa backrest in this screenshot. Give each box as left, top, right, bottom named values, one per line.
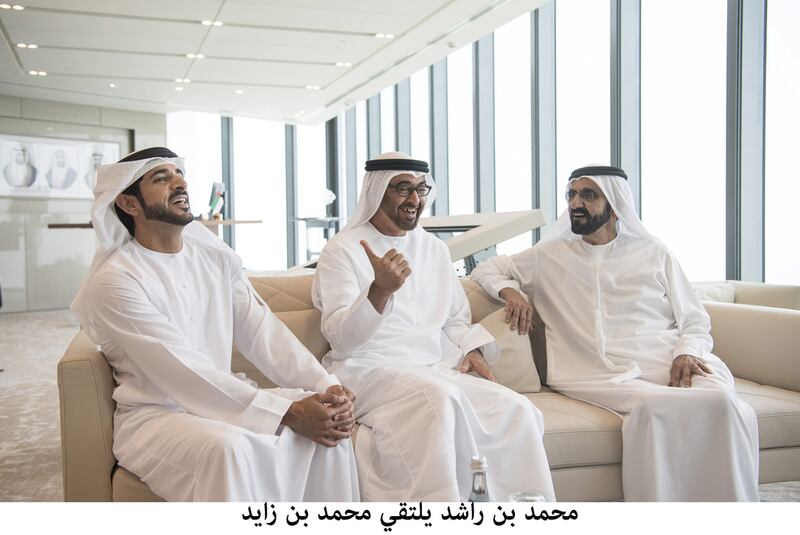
left=238, top=275, right=550, bottom=387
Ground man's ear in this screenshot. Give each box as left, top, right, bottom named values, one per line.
left=115, top=194, right=140, bottom=216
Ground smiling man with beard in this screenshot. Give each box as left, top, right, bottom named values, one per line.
left=470, top=165, right=759, bottom=501
left=312, top=151, right=555, bottom=502
left=71, top=147, right=359, bottom=501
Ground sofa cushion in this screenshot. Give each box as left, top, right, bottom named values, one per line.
left=479, top=309, right=541, bottom=393
left=735, top=378, right=800, bottom=450
left=527, top=390, right=623, bottom=469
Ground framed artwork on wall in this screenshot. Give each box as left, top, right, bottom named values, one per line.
left=0, top=134, right=120, bottom=199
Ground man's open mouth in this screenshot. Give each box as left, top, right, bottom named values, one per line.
left=171, top=194, right=189, bottom=209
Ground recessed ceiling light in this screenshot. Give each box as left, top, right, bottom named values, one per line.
left=175, top=77, right=183, bottom=82
left=186, top=53, right=196, bottom=59
left=195, top=54, right=205, bottom=59
left=37, top=71, right=46, bottom=76
left=109, top=83, right=116, bottom=88
left=12, top=4, right=24, bottom=10
left=374, top=33, right=385, bottom=39
left=201, top=20, right=213, bottom=25
left=385, top=33, right=395, bottom=39
left=28, top=69, right=37, bottom=75
left=0, top=5, right=11, bottom=9
left=305, top=85, right=320, bottom=90
left=175, top=86, right=183, bottom=92
left=235, top=89, right=244, bottom=94
left=212, top=20, right=223, bottom=26
left=27, top=43, right=36, bottom=48
left=16, top=43, right=25, bottom=48
left=335, top=62, right=352, bottom=68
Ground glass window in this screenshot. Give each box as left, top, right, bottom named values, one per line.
left=765, top=0, right=800, bottom=284
left=495, top=12, right=533, bottom=256
left=410, top=66, right=431, bottom=166
left=296, top=123, right=328, bottom=262
left=166, top=111, right=221, bottom=217
left=641, top=0, right=727, bottom=281
left=232, top=117, right=286, bottom=271
left=447, top=42, right=475, bottom=215
left=381, top=86, right=396, bottom=153
left=355, top=100, right=368, bottom=198
left=555, top=0, right=610, bottom=215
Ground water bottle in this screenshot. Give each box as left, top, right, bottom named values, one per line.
left=468, top=456, right=490, bottom=502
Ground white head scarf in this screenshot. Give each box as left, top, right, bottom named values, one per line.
left=71, top=148, right=230, bottom=341
left=541, top=166, right=650, bottom=243
left=342, top=151, right=437, bottom=232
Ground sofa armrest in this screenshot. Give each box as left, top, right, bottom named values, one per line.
left=57, top=331, right=116, bottom=501
left=730, top=281, right=800, bottom=310
left=705, top=302, right=800, bottom=392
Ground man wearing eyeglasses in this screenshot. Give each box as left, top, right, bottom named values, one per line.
left=312, top=152, right=555, bottom=502
left=470, top=165, right=759, bottom=501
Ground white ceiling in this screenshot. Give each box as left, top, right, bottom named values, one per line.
left=0, top=0, right=547, bottom=124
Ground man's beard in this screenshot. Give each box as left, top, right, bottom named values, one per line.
left=381, top=199, right=422, bottom=231
left=140, top=192, right=194, bottom=227
left=570, top=202, right=613, bottom=235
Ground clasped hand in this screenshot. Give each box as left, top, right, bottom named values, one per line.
left=281, top=385, right=356, bottom=447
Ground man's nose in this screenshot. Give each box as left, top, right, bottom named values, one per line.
left=568, top=194, right=583, bottom=209
left=407, top=189, right=420, bottom=203
left=172, top=173, right=188, bottom=189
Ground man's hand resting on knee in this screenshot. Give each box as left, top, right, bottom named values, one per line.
left=281, top=386, right=356, bottom=447
left=668, top=354, right=712, bottom=388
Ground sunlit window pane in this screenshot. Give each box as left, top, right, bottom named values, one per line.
left=765, top=0, right=800, bottom=284
left=296, top=123, right=327, bottom=262
left=232, top=117, right=286, bottom=271
left=355, top=101, right=368, bottom=199
left=555, top=0, right=610, bottom=215
left=381, top=86, right=396, bottom=153
left=410, top=67, right=430, bottom=165
left=641, top=0, right=726, bottom=281
left=495, top=13, right=533, bottom=255
left=166, top=111, right=221, bottom=217
left=447, top=43, right=475, bottom=215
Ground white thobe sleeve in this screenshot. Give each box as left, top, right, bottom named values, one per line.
left=470, top=249, right=534, bottom=302
left=315, top=245, right=393, bottom=354
left=442, top=253, right=499, bottom=367
left=664, top=251, right=713, bottom=360
left=89, top=273, right=299, bottom=436
left=231, top=272, right=339, bottom=393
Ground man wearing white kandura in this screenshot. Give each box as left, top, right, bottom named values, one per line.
left=72, top=147, right=359, bottom=501
left=312, top=151, right=555, bottom=502
left=471, top=164, right=759, bottom=501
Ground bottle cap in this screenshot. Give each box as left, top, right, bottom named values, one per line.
left=470, top=456, right=487, bottom=470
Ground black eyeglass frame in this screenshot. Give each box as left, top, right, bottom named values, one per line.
left=387, top=183, right=433, bottom=197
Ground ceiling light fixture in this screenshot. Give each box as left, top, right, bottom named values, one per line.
left=174, top=78, right=191, bottom=84
left=305, top=85, right=320, bottom=90
left=12, top=4, right=24, bottom=10
left=374, top=33, right=385, bottom=39
left=175, top=86, right=183, bottom=91
left=235, top=89, right=244, bottom=94
left=0, top=5, right=11, bottom=9
left=195, top=54, right=205, bottom=59
left=37, top=71, right=46, bottom=76
left=109, top=83, right=116, bottom=88
left=335, top=62, right=352, bottom=67
left=27, top=43, right=36, bottom=48
left=186, top=53, right=195, bottom=59
left=201, top=20, right=212, bottom=25
left=27, top=69, right=36, bottom=75
left=186, top=53, right=205, bottom=59
left=212, top=20, right=223, bottom=26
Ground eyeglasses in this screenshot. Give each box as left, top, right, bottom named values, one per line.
left=387, top=183, right=433, bottom=197
left=565, top=188, right=601, bottom=203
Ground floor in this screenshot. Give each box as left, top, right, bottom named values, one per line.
left=1, top=309, right=798, bottom=502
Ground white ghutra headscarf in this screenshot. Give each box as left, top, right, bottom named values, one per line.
left=342, top=151, right=437, bottom=232
left=541, top=164, right=651, bottom=243
left=71, top=147, right=230, bottom=342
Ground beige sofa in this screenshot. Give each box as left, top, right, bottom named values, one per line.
left=57, top=275, right=800, bottom=501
